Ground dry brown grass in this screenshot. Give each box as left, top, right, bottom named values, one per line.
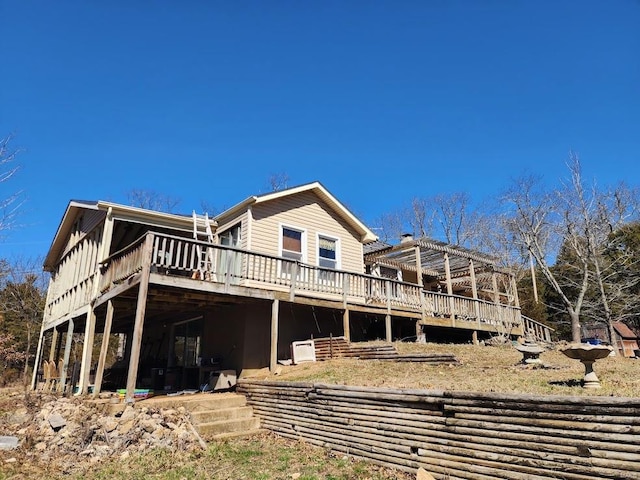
left=254, top=341, right=640, bottom=398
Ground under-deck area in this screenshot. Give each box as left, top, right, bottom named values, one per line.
left=34, top=231, right=551, bottom=401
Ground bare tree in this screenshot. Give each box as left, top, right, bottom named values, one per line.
left=581, top=185, right=640, bottom=343
left=431, top=192, right=482, bottom=246
left=370, top=211, right=405, bottom=244
left=267, top=172, right=290, bottom=192
left=0, top=256, right=47, bottom=384
left=0, top=134, right=24, bottom=238
left=503, top=153, right=638, bottom=342
left=404, top=197, right=432, bottom=239
left=125, top=189, right=181, bottom=213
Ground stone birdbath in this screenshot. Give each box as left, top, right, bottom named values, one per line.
left=560, top=343, right=614, bottom=389
left=515, top=342, right=545, bottom=365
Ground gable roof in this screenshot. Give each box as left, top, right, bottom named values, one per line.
left=613, top=322, right=638, bottom=339
left=44, top=200, right=213, bottom=271
left=215, top=181, right=378, bottom=243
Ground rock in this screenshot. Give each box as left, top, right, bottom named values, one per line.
left=119, top=405, right=136, bottom=421
left=0, top=436, right=19, bottom=450
left=416, top=467, right=436, bottom=480
left=48, top=413, right=67, bottom=430
left=118, top=419, right=135, bottom=435
left=103, top=419, right=118, bottom=432
left=34, top=442, right=47, bottom=451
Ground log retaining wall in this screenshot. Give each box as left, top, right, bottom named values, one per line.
left=237, top=380, right=640, bottom=479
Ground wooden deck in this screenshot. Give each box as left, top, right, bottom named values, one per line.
left=38, top=231, right=542, bottom=339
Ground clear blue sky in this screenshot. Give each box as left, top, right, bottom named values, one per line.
left=1, top=1, right=639, bottom=261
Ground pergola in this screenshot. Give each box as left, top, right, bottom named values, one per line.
left=364, top=237, right=519, bottom=307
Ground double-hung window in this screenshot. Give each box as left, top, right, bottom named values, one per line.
left=317, top=235, right=339, bottom=288
left=281, top=227, right=304, bottom=279
left=318, top=236, right=337, bottom=269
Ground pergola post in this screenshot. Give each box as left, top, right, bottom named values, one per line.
left=511, top=275, right=520, bottom=308
left=469, top=259, right=481, bottom=330
left=93, top=300, right=115, bottom=396
left=270, top=299, right=280, bottom=372
left=443, top=253, right=455, bottom=326
left=414, top=246, right=424, bottom=288
left=125, top=234, right=154, bottom=403
left=492, top=269, right=500, bottom=304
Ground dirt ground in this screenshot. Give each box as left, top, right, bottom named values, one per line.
left=1, top=341, right=638, bottom=478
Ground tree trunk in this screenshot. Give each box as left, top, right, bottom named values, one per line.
left=22, top=326, right=31, bottom=385
left=570, top=312, right=581, bottom=343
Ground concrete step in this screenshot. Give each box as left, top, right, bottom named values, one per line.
left=196, top=416, right=261, bottom=438
left=210, top=428, right=266, bottom=441
left=139, top=392, right=247, bottom=412
left=190, top=406, right=254, bottom=425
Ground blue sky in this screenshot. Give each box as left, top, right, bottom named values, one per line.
left=1, top=1, right=639, bottom=261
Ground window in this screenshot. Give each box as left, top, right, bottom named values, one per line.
left=280, top=226, right=305, bottom=279
left=318, top=236, right=337, bottom=269
left=282, top=227, right=303, bottom=261
left=219, top=223, right=241, bottom=247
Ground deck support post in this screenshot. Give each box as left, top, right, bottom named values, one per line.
left=125, top=234, right=154, bottom=403
left=48, top=327, right=59, bottom=363
left=59, top=319, right=74, bottom=394
left=385, top=314, right=392, bottom=342
left=93, top=300, right=115, bottom=397
left=342, top=309, right=350, bottom=342
left=472, top=330, right=479, bottom=345
left=78, top=308, right=97, bottom=395
left=30, top=324, right=46, bottom=390
left=270, top=299, right=280, bottom=372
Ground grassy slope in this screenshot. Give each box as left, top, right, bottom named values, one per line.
left=254, top=342, right=640, bottom=398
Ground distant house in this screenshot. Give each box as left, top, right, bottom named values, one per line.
left=583, top=322, right=639, bottom=358
left=32, top=181, right=551, bottom=400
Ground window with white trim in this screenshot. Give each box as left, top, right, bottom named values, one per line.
left=318, top=236, right=338, bottom=269
left=281, top=227, right=304, bottom=261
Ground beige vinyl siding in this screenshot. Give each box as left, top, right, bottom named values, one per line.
left=216, top=210, right=248, bottom=250
left=250, top=191, right=365, bottom=273
left=61, top=209, right=106, bottom=259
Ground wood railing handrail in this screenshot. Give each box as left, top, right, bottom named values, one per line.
left=99, top=232, right=149, bottom=266
left=46, top=230, right=539, bottom=336
left=522, top=314, right=555, bottom=332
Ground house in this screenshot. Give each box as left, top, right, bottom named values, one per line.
left=32, top=182, right=552, bottom=401
left=583, top=322, right=639, bottom=358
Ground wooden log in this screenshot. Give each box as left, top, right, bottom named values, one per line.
left=251, top=399, right=640, bottom=468
left=240, top=381, right=640, bottom=478
left=443, top=416, right=639, bottom=445
left=449, top=410, right=640, bottom=435
left=449, top=397, right=640, bottom=416
left=445, top=404, right=640, bottom=426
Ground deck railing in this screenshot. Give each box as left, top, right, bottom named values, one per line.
left=92, top=232, right=525, bottom=334
left=522, top=315, right=554, bottom=342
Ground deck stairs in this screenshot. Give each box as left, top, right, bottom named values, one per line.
left=140, top=392, right=262, bottom=441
